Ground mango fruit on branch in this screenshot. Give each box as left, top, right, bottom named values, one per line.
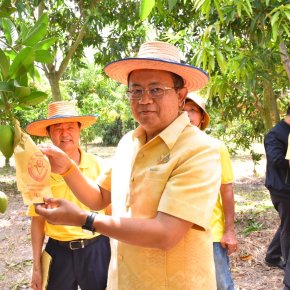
left=0, top=191, right=8, bottom=213
left=0, top=124, right=14, bottom=159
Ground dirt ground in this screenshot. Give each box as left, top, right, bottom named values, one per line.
left=0, top=145, right=285, bottom=290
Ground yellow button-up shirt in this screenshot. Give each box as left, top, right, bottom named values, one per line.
left=98, top=112, right=221, bottom=290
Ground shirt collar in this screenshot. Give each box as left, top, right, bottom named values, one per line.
left=132, top=112, right=190, bottom=150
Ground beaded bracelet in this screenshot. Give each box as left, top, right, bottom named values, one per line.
left=60, top=161, right=76, bottom=177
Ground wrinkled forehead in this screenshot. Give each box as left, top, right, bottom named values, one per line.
left=128, top=69, right=175, bottom=85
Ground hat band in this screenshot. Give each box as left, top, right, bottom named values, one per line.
left=48, top=114, right=80, bottom=119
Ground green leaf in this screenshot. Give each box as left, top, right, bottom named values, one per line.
left=194, top=0, right=206, bottom=11
left=33, top=37, right=57, bottom=50
left=19, top=91, right=48, bottom=106
left=22, top=13, right=49, bottom=46
left=271, top=12, right=280, bottom=28
left=20, top=22, right=29, bottom=41
left=140, top=0, right=155, bottom=21
left=195, top=50, right=203, bottom=67
left=23, top=23, right=48, bottom=46
left=29, top=66, right=41, bottom=83
left=2, top=18, right=14, bottom=45
left=216, top=50, right=227, bottom=73
left=284, top=10, right=290, bottom=22
left=0, top=81, right=14, bottom=92
left=214, top=0, right=223, bottom=21
left=203, top=0, right=211, bottom=19
left=282, top=23, right=290, bottom=37
left=0, top=49, right=10, bottom=79
left=272, top=21, right=279, bottom=42
left=9, top=47, right=35, bottom=78
left=242, top=0, right=253, bottom=17
left=14, top=81, right=31, bottom=98
left=156, top=0, right=163, bottom=12
left=35, top=50, right=54, bottom=64
left=236, top=2, right=242, bottom=18
left=202, top=51, right=208, bottom=70
left=168, top=0, right=177, bottom=12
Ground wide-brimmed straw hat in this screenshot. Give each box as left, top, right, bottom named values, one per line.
left=104, top=41, right=209, bottom=92
left=185, top=92, right=210, bottom=130
left=26, top=101, right=98, bottom=137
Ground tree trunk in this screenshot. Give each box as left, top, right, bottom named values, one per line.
left=42, top=24, right=87, bottom=102
left=5, top=157, right=10, bottom=167
left=263, top=80, right=280, bottom=131
left=46, top=72, right=62, bottom=101
left=280, top=42, right=290, bottom=81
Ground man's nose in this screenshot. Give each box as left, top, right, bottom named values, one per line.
left=138, top=90, right=154, bottom=104
left=60, top=128, right=69, bottom=135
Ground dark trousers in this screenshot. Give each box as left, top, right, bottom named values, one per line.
left=266, top=195, right=290, bottom=287
left=45, top=235, right=111, bottom=290
left=265, top=227, right=283, bottom=262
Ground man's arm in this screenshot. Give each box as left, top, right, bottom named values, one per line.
left=264, top=131, right=289, bottom=167
left=35, top=198, right=193, bottom=251
left=31, top=216, right=45, bottom=290
left=220, top=183, right=238, bottom=255
left=39, top=144, right=111, bottom=210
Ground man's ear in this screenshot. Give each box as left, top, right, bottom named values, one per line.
left=178, top=87, right=188, bottom=107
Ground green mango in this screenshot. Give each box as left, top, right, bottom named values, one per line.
left=0, top=125, right=14, bottom=159
left=0, top=191, right=8, bottom=213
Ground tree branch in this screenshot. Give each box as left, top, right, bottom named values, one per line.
left=56, top=23, right=87, bottom=80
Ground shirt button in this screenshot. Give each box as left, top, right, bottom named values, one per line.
left=118, top=254, right=123, bottom=261
left=131, top=177, right=134, bottom=182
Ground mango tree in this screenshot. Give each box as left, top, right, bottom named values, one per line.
left=0, top=10, right=54, bottom=166
left=8, top=0, right=148, bottom=102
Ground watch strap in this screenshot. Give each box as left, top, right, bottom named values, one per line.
left=82, top=212, right=97, bottom=233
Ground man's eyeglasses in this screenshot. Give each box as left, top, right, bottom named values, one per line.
left=127, top=87, right=178, bottom=100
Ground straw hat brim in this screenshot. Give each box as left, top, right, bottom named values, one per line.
left=104, top=58, right=209, bottom=92
left=25, top=115, right=98, bottom=137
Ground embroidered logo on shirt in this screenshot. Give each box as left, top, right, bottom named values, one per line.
left=157, top=153, right=170, bottom=164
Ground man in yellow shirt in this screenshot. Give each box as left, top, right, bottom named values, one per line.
left=26, top=101, right=110, bottom=290
left=35, top=41, right=221, bottom=289
left=183, top=92, right=237, bottom=290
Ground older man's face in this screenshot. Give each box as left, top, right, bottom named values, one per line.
left=48, top=122, right=81, bottom=152
left=128, top=69, right=187, bottom=140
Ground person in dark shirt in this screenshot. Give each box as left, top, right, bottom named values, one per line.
left=264, top=105, right=290, bottom=290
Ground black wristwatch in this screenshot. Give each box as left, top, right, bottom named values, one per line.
left=82, top=212, right=97, bottom=233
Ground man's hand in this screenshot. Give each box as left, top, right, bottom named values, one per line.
left=220, top=230, right=238, bottom=255
left=31, top=265, right=42, bottom=290
left=38, top=144, right=72, bottom=175
left=34, top=197, right=87, bottom=227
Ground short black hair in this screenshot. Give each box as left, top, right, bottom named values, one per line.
left=171, top=72, right=184, bottom=89
left=287, top=106, right=290, bottom=116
